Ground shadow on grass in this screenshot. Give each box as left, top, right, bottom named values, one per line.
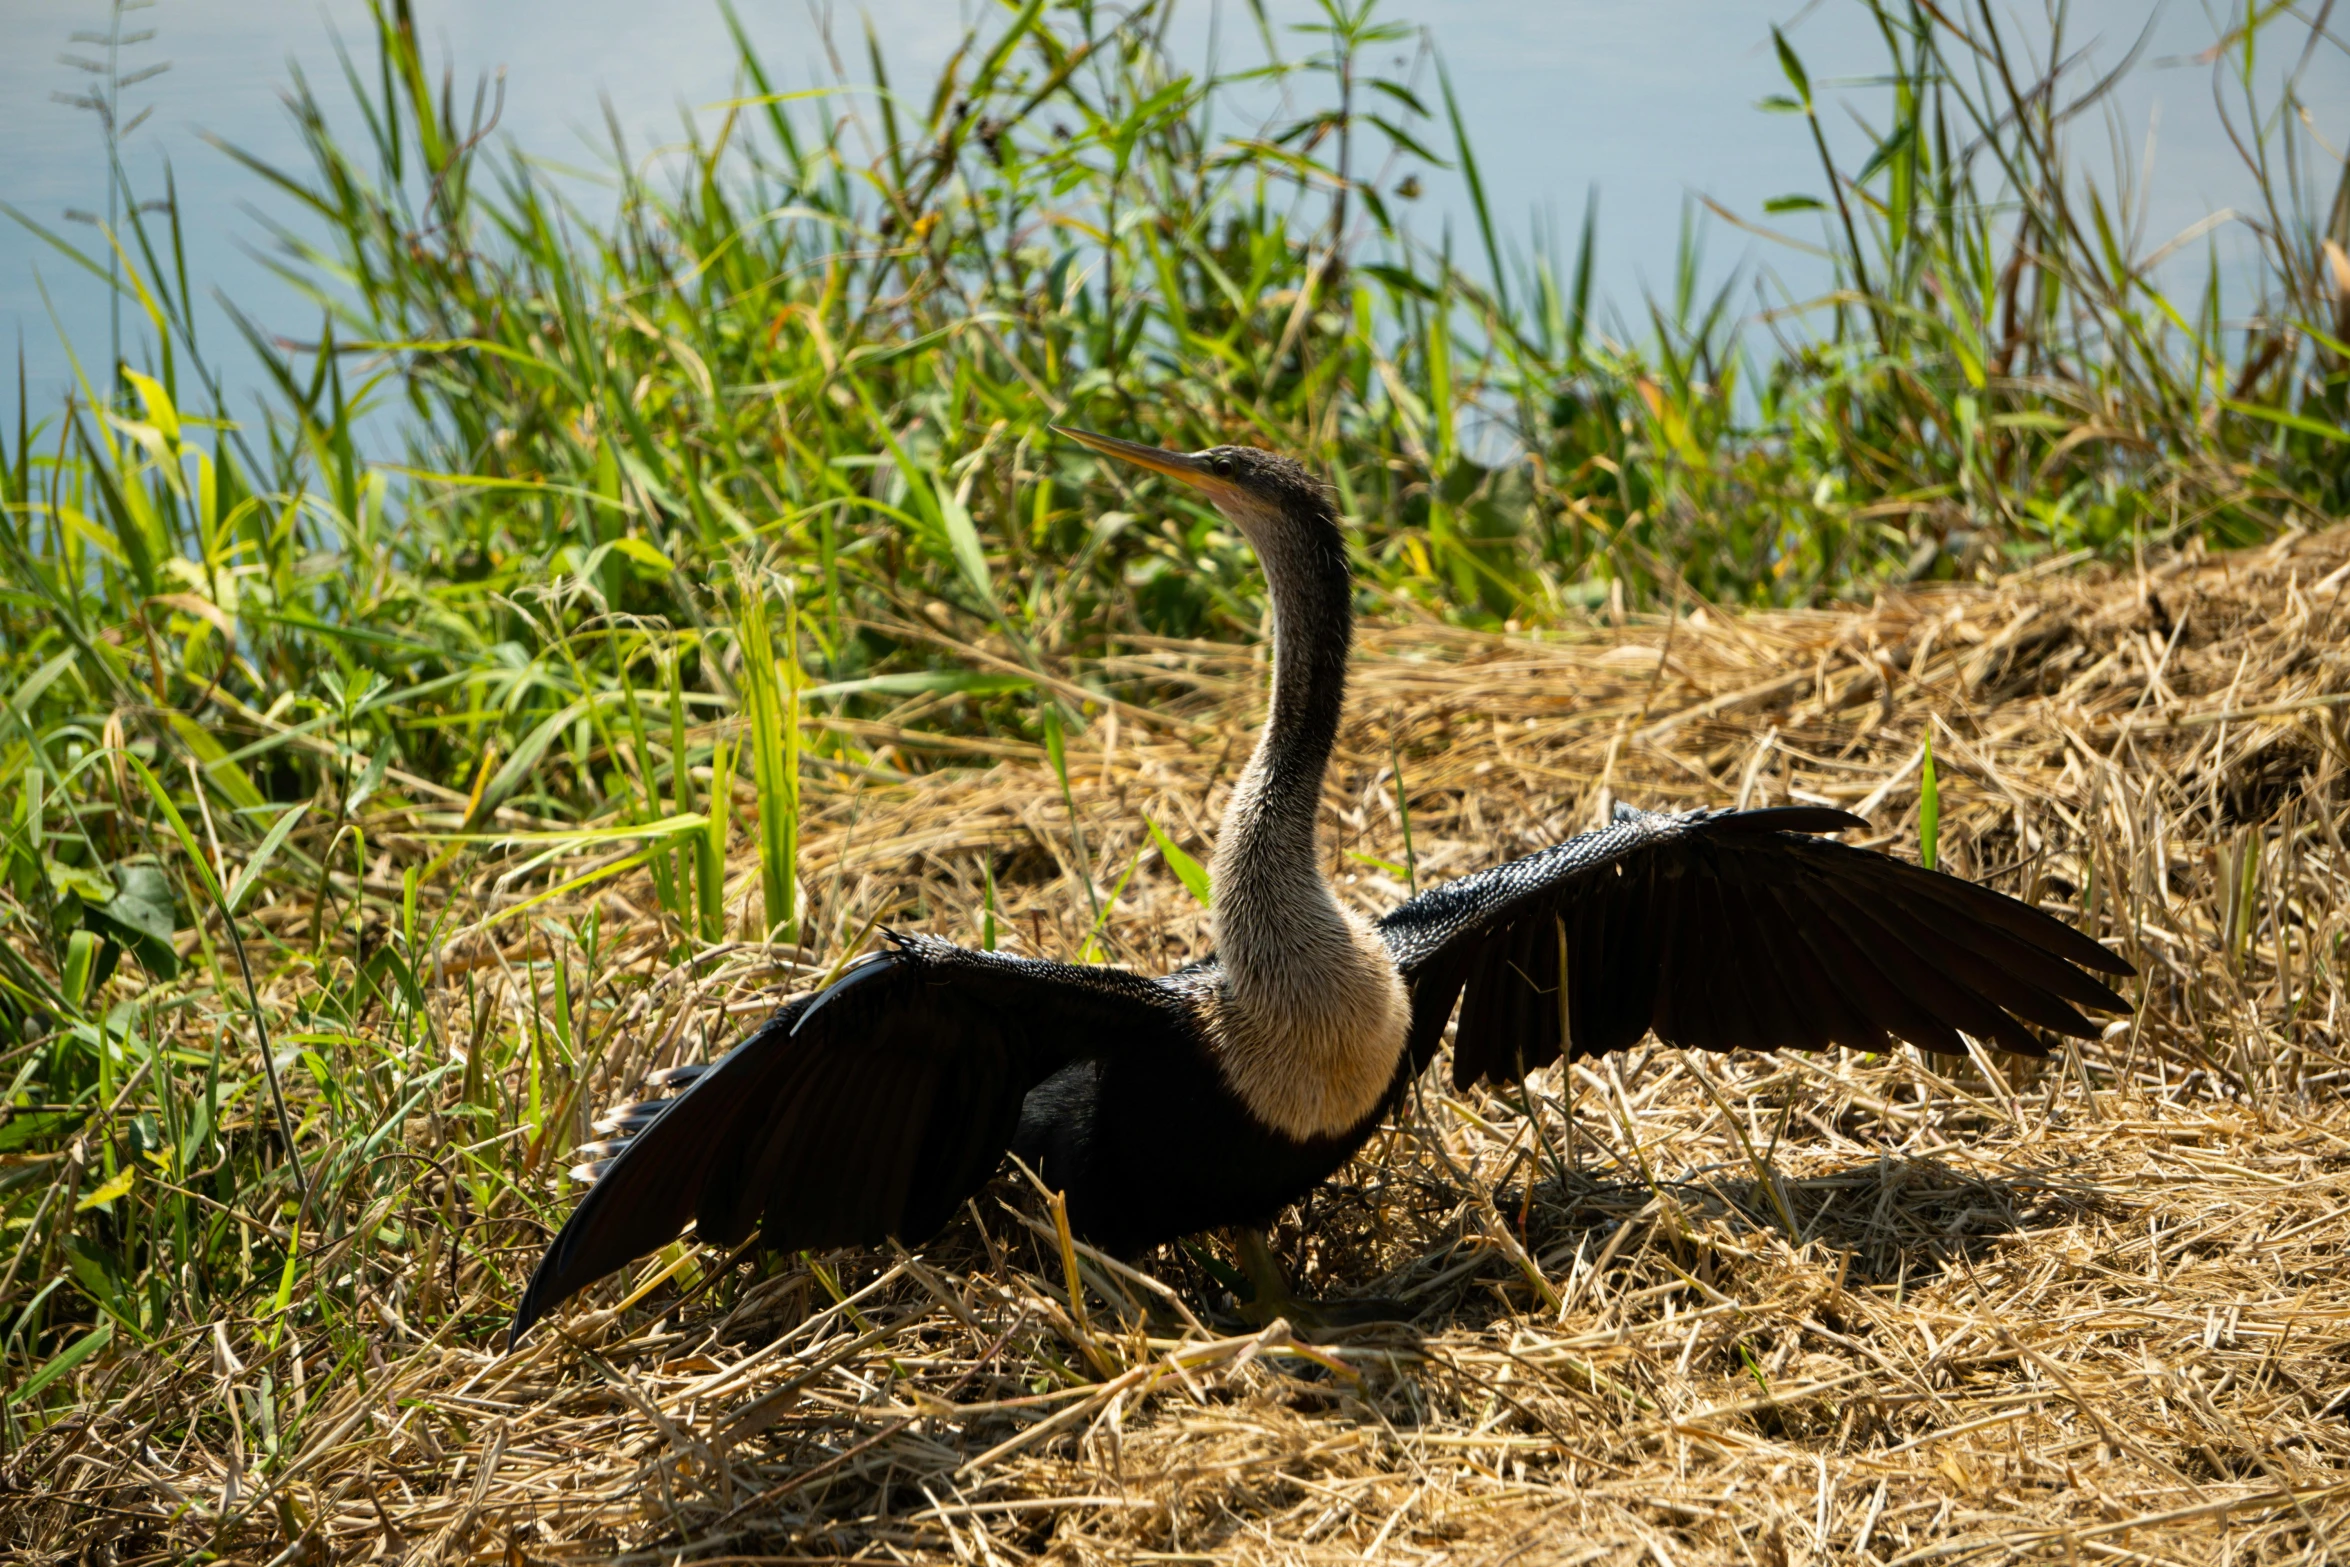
left=1272, top=1149, right=2110, bottom=1338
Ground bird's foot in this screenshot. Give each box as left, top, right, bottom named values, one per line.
left=1224, top=1226, right=1413, bottom=1337
left=1235, top=1290, right=1413, bottom=1334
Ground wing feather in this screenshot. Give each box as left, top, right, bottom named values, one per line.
left=1723, top=873, right=1824, bottom=1054
left=1786, top=883, right=1968, bottom=1055
left=1859, top=855, right=2132, bottom=979
left=1891, top=909, right=2100, bottom=1039
left=1692, top=872, right=1766, bottom=1055
left=1498, top=914, right=1552, bottom=1080
left=1592, top=859, right=1657, bottom=1055
left=1805, top=879, right=2048, bottom=1057
left=1858, top=864, right=2128, bottom=1014
left=1746, top=877, right=1885, bottom=1055
left=1642, top=856, right=1695, bottom=1052
left=1382, top=806, right=2130, bottom=1091
left=512, top=939, right=1184, bottom=1344
left=1797, top=878, right=1982, bottom=1055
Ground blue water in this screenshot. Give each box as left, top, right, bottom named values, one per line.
left=3, top=0, right=2337, bottom=434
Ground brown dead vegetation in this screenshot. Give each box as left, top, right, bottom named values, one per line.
left=19, top=528, right=2350, bottom=1565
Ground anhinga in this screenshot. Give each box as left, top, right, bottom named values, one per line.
left=509, top=429, right=2131, bottom=1343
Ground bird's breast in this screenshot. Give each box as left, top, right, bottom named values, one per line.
left=1203, top=908, right=1411, bottom=1143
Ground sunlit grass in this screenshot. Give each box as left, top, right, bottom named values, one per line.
left=0, top=0, right=2343, bottom=1482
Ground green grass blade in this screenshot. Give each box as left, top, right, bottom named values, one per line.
left=736, top=570, right=800, bottom=945
left=698, top=734, right=732, bottom=946
left=1145, top=817, right=1212, bottom=907
left=224, top=801, right=311, bottom=916
left=1919, top=729, right=1939, bottom=873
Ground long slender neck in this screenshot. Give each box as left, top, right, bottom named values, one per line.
left=1209, top=518, right=1353, bottom=976
left=1197, top=489, right=1407, bottom=1143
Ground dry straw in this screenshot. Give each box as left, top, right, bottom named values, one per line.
left=18, top=527, right=2350, bottom=1564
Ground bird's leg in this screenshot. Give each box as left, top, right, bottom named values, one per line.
left=1232, top=1226, right=1304, bottom=1325
left=1229, top=1227, right=1409, bottom=1333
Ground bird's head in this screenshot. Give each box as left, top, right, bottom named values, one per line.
left=1052, top=426, right=1335, bottom=557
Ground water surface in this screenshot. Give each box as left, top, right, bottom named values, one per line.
left=3, top=0, right=2332, bottom=430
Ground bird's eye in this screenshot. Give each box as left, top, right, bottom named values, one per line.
left=1209, top=453, right=1233, bottom=476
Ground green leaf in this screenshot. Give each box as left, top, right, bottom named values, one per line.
left=1919, top=731, right=1940, bottom=873
left=83, top=863, right=180, bottom=981
left=1041, top=702, right=1069, bottom=785
left=608, top=535, right=676, bottom=574
left=1368, top=78, right=1431, bottom=117
left=1358, top=261, right=1443, bottom=303
left=429, top=812, right=708, bottom=846
left=0, top=1108, right=83, bottom=1155
left=1764, top=195, right=1826, bottom=214
left=225, top=802, right=312, bottom=916
left=346, top=747, right=392, bottom=814
left=121, top=369, right=180, bottom=446
left=1437, top=457, right=1491, bottom=507
left=480, top=694, right=614, bottom=814
left=46, top=859, right=115, bottom=904
left=265, top=1217, right=302, bottom=1349
left=735, top=572, right=800, bottom=944
left=9, top=651, right=80, bottom=717
left=8, top=1320, right=111, bottom=1406
left=938, top=482, right=996, bottom=611
left=378, top=464, right=628, bottom=513
left=462, top=846, right=663, bottom=942
left=164, top=713, right=266, bottom=812
left=61, top=929, right=98, bottom=1010
left=1771, top=27, right=1812, bottom=108
left=698, top=735, right=731, bottom=945
left=802, top=670, right=1031, bottom=702
left=1854, top=122, right=1915, bottom=186
left=980, top=855, right=999, bottom=951
left=1146, top=817, right=1212, bottom=907
left=2219, top=397, right=2350, bottom=444
left=1366, top=113, right=1450, bottom=168
left=75, top=1163, right=135, bottom=1212
left=1345, top=848, right=1412, bottom=879
left=1039, top=703, right=1101, bottom=925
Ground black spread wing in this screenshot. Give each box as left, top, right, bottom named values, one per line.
left=510, top=934, right=1183, bottom=1344
left=1376, top=805, right=2132, bottom=1090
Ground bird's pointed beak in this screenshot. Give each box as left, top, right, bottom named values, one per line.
left=1052, top=425, right=1218, bottom=489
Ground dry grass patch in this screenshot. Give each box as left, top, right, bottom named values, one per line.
left=16, top=529, right=2350, bottom=1565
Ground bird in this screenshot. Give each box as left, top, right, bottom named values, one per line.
left=507, top=427, right=2132, bottom=1344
